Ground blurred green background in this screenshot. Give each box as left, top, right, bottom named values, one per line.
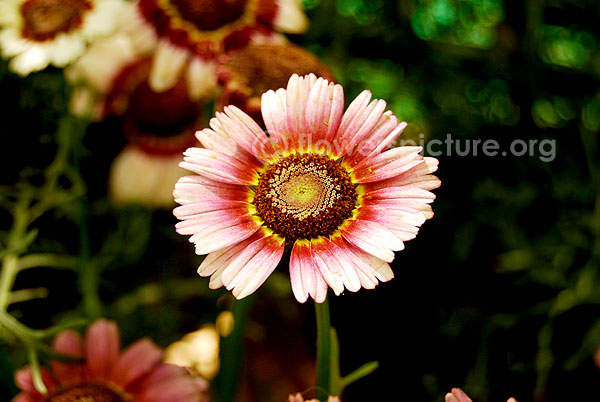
left=1, top=0, right=599, bottom=401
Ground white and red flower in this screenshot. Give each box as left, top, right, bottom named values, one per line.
left=125, top=0, right=308, bottom=98
left=173, top=74, right=440, bottom=303
left=288, top=393, right=340, bottom=402
left=0, top=0, right=124, bottom=75
left=67, top=34, right=204, bottom=207
left=12, top=318, right=208, bottom=402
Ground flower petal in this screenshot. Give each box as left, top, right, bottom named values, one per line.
left=14, top=366, right=56, bottom=395
left=286, top=73, right=317, bottom=152
left=149, top=39, right=189, bottom=93
left=261, top=87, right=291, bottom=153
left=190, top=219, right=263, bottom=255
left=217, top=233, right=285, bottom=299
left=173, top=175, right=252, bottom=205
left=109, top=339, right=162, bottom=389
left=50, top=329, right=84, bottom=384
left=85, top=319, right=120, bottom=379
left=340, top=219, right=404, bottom=263
left=445, top=388, right=473, bottom=402
left=180, top=148, right=259, bottom=185
left=349, top=146, right=423, bottom=183
left=304, top=78, right=344, bottom=148
left=289, top=239, right=328, bottom=303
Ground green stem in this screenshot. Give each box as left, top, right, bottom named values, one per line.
left=217, top=295, right=256, bottom=402
left=315, top=299, right=331, bottom=401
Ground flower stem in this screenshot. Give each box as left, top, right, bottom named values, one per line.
left=315, top=298, right=331, bottom=401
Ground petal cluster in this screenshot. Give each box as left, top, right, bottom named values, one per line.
left=174, top=74, right=440, bottom=303
left=12, top=319, right=208, bottom=402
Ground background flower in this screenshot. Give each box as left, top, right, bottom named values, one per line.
left=0, top=0, right=124, bottom=75
left=12, top=318, right=208, bottom=402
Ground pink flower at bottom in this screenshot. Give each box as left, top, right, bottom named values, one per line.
left=445, top=388, right=517, bottom=402
left=12, top=319, right=208, bottom=402
left=288, top=393, right=340, bottom=402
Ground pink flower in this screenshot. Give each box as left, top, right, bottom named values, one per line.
left=12, top=319, right=208, bottom=402
left=445, top=388, right=517, bottom=402
left=173, top=74, right=440, bottom=303
left=288, top=393, right=340, bottom=402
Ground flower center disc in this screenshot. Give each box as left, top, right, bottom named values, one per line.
left=20, top=0, right=91, bottom=41
left=170, top=0, right=248, bottom=31
left=253, top=154, right=357, bottom=241
left=44, top=382, right=132, bottom=402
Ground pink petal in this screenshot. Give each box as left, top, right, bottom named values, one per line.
left=174, top=199, right=252, bottom=217
left=345, top=115, right=408, bottom=167
left=14, top=366, right=55, bottom=395
left=304, top=78, right=344, bottom=147
left=174, top=207, right=255, bottom=236
left=180, top=148, right=258, bottom=186
left=364, top=157, right=440, bottom=191
left=311, top=236, right=362, bottom=294
left=50, top=329, right=85, bottom=384
left=355, top=204, right=427, bottom=241
left=289, top=240, right=329, bottom=303
left=340, top=219, right=404, bottom=263
left=129, top=364, right=192, bottom=393
left=330, top=235, right=394, bottom=288
left=350, top=146, right=423, bottom=183
left=261, top=87, right=291, bottom=153
left=196, top=126, right=264, bottom=171
left=189, top=219, right=262, bottom=255
left=362, top=186, right=437, bottom=203
left=286, top=74, right=317, bottom=152
left=138, top=375, right=207, bottom=402
left=110, top=339, right=162, bottom=389
left=221, top=234, right=285, bottom=299
left=215, top=106, right=277, bottom=162
left=445, top=388, right=473, bottom=402
left=197, top=232, right=265, bottom=279
left=173, top=175, right=252, bottom=205
left=333, top=91, right=388, bottom=157
left=85, top=319, right=121, bottom=379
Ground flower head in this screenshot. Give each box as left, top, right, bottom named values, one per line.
left=288, top=393, right=340, bottom=402
left=0, top=0, right=124, bottom=75
left=445, top=388, right=517, bottom=402
left=12, top=318, right=208, bottom=402
left=127, top=0, right=308, bottom=97
left=173, top=74, right=440, bottom=303
left=67, top=35, right=204, bottom=207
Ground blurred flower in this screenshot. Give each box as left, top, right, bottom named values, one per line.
left=0, top=0, right=123, bottom=76
left=126, top=0, right=308, bottom=98
left=289, top=393, right=340, bottom=402
left=216, top=42, right=335, bottom=123
left=173, top=74, right=440, bottom=303
left=12, top=318, right=208, bottom=402
left=445, top=388, right=517, bottom=402
left=68, top=35, right=205, bottom=207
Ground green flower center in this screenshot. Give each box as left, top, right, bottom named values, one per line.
left=43, top=382, right=132, bottom=402
left=20, top=0, right=91, bottom=42
left=253, top=154, right=357, bottom=241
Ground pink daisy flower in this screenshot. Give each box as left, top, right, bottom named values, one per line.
left=126, top=0, right=308, bottom=97
left=12, top=319, right=208, bottom=402
left=288, top=393, right=340, bottom=402
left=445, top=388, right=517, bottom=402
left=173, top=74, right=440, bottom=303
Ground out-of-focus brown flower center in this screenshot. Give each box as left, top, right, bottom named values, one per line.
left=253, top=154, right=357, bottom=241
left=43, top=382, right=133, bottom=402
left=20, top=0, right=91, bottom=41
left=170, top=0, right=248, bottom=31
left=220, top=43, right=335, bottom=99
